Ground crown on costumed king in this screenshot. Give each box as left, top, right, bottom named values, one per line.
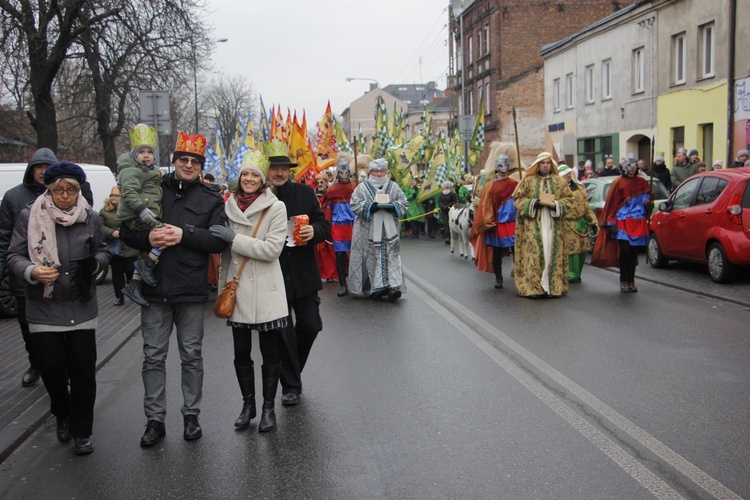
left=129, top=123, right=158, bottom=151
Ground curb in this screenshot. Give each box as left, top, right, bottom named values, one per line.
left=0, top=315, right=141, bottom=464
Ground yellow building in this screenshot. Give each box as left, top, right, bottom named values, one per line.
left=656, top=81, right=727, bottom=166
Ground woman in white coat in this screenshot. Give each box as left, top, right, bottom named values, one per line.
left=209, top=151, right=288, bottom=433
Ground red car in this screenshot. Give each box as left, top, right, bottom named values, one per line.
left=648, top=168, right=750, bottom=283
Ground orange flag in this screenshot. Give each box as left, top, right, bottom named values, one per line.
left=315, top=101, right=337, bottom=171
left=289, top=117, right=315, bottom=181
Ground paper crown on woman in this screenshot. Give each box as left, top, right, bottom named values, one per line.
left=129, top=124, right=158, bottom=153
left=263, top=139, right=298, bottom=167
left=172, top=131, right=206, bottom=167
left=240, top=150, right=270, bottom=182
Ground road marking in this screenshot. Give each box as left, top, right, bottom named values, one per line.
left=404, top=267, right=742, bottom=500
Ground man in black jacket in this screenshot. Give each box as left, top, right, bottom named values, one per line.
left=0, top=148, right=58, bottom=388
left=265, top=141, right=330, bottom=406
left=121, top=132, right=228, bottom=446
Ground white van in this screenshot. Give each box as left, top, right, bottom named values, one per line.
left=0, top=163, right=117, bottom=317
left=0, top=163, right=117, bottom=209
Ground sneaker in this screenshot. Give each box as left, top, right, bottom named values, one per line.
left=140, top=420, right=165, bottom=447
left=136, top=254, right=158, bottom=287
left=122, top=280, right=150, bottom=307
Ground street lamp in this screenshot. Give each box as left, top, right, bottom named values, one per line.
left=194, top=38, right=228, bottom=133
left=346, top=77, right=380, bottom=89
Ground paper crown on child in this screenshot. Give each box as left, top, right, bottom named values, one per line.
left=263, top=139, right=298, bottom=167
left=129, top=124, right=158, bottom=152
left=172, top=131, right=206, bottom=167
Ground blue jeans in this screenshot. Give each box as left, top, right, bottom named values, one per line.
left=141, top=302, right=205, bottom=421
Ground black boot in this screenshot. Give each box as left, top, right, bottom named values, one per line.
left=136, top=253, right=158, bottom=287
left=258, top=364, right=280, bottom=433
left=234, top=362, right=256, bottom=430
left=122, top=279, right=149, bottom=306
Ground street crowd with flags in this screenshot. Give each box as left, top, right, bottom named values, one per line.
left=201, top=91, right=486, bottom=199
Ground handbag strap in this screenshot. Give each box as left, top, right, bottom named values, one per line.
left=232, top=207, right=269, bottom=280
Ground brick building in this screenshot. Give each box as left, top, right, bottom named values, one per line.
left=449, top=0, right=640, bottom=168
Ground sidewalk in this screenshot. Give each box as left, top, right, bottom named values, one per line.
left=0, top=282, right=142, bottom=463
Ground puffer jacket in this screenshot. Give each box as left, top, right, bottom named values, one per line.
left=219, top=189, right=288, bottom=326
left=116, top=153, right=162, bottom=222
left=0, top=148, right=55, bottom=295
left=7, top=207, right=109, bottom=327
left=120, top=172, right=228, bottom=303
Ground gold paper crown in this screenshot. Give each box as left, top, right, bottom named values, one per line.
left=130, top=123, right=158, bottom=151
left=263, top=139, right=291, bottom=158
left=241, top=150, right=270, bottom=176
left=174, top=131, right=206, bottom=157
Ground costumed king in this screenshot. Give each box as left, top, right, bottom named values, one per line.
left=348, top=158, right=409, bottom=302
left=322, top=155, right=357, bottom=297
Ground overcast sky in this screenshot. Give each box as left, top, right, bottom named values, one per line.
left=207, top=0, right=450, bottom=123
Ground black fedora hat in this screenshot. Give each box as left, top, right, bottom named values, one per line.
left=264, top=139, right=298, bottom=167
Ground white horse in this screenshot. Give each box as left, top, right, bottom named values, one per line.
left=449, top=204, right=475, bottom=259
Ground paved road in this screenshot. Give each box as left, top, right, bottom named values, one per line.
left=0, top=238, right=748, bottom=498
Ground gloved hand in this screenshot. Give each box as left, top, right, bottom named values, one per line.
left=379, top=203, right=397, bottom=213
left=370, top=203, right=381, bottom=215
left=138, top=208, right=158, bottom=225
left=533, top=200, right=543, bottom=210
left=209, top=224, right=235, bottom=243
left=607, top=225, right=618, bottom=237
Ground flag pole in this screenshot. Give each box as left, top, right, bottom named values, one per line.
left=646, top=135, right=655, bottom=264
left=512, top=106, right=523, bottom=180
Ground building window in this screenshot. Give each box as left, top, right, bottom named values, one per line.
left=553, top=78, right=561, bottom=112
left=478, top=30, right=482, bottom=56
left=633, top=47, right=645, bottom=93
left=485, top=26, right=490, bottom=54
left=485, top=82, right=491, bottom=115
left=700, top=22, right=715, bottom=78
left=672, top=32, right=686, bottom=84
left=602, top=59, right=612, bottom=100
left=468, top=35, right=473, bottom=64
left=469, top=89, right=474, bottom=115
left=585, top=65, right=594, bottom=103
left=566, top=73, right=574, bottom=108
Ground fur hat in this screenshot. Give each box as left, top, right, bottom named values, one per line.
left=44, top=161, right=86, bottom=186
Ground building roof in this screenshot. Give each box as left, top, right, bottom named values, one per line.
left=540, top=0, right=651, bottom=57
left=382, top=82, right=444, bottom=112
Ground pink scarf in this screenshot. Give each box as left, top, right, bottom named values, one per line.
left=27, top=191, right=90, bottom=298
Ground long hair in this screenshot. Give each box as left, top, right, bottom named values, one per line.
left=103, top=186, right=120, bottom=211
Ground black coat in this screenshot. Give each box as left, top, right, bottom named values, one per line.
left=651, top=163, right=672, bottom=192
left=274, top=180, right=330, bottom=301
left=121, top=173, right=228, bottom=303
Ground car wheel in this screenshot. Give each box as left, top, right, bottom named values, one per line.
left=707, top=242, right=736, bottom=284
left=648, top=234, right=668, bottom=268
left=95, top=265, right=108, bottom=285
left=0, top=274, right=18, bottom=318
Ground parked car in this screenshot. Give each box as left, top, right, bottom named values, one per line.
left=0, top=163, right=117, bottom=318
left=648, top=168, right=750, bottom=283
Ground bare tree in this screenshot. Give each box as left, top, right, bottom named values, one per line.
left=202, top=73, right=256, bottom=155
left=0, top=0, right=120, bottom=151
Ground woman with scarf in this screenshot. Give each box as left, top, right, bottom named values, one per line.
left=348, top=158, right=409, bottom=302
left=208, top=151, right=288, bottom=433
left=557, top=164, right=598, bottom=284
left=7, top=162, right=109, bottom=456
left=591, top=154, right=653, bottom=292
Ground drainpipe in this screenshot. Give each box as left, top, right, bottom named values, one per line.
left=726, top=0, right=736, bottom=163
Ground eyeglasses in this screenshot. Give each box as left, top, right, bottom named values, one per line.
left=177, top=157, right=202, bottom=167
left=52, top=187, right=79, bottom=196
